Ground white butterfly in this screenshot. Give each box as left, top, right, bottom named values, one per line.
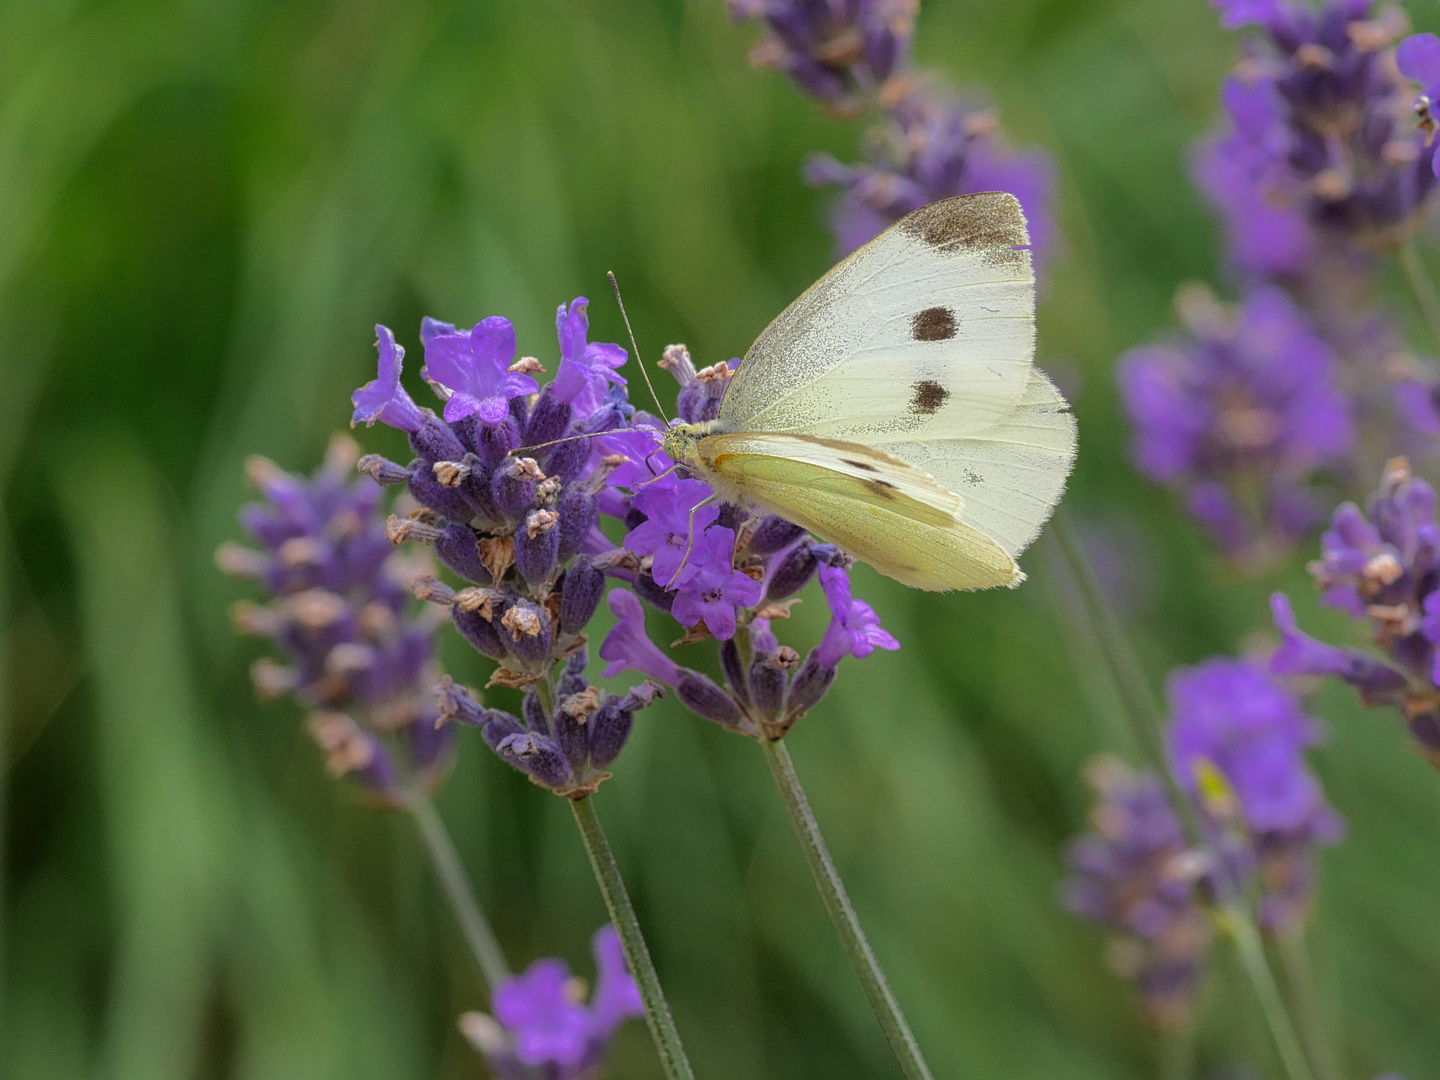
left=660, top=192, right=1076, bottom=591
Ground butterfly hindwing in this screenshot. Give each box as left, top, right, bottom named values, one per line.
left=699, top=431, right=1019, bottom=592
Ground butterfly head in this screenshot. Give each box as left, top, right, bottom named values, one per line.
left=660, top=422, right=713, bottom=469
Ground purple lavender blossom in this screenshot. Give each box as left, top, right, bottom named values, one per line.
left=421, top=316, right=539, bottom=424
left=599, top=589, right=682, bottom=686
left=459, top=924, right=644, bottom=1080
left=216, top=435, right=453, bottom=802
left=1197, top=0, right=1433, bottom=263
left=1270, top=457, right=1440, bottom=767
left=554, top=298, right=628, bottom=417
left=1118, top=285, right=1352, bottom=562
left=1166, top=658, right=1343, bottom=931
left=814, top=563, right=900, bottom=666
left=670, top=527, right=764, bottom=640
left=351, top=325, right=426, bottom=433
left=1062, top=756, right=1211, bottom=1030
left=1397, top=33, right=1440, bottom=177
left=725, top=0, right=919, bottom=114
left=625, top=477, right=720, bottom=587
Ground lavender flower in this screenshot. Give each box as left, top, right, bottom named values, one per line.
left=724, top=0, right=918, bottom=114
left=216, top=435, right=453, bottom=802
left=1063, top=756, right=1211, bottom=1030
left=1270, top=457, right=1440, bottom=766
left=1118, top=284, right=1353, bottom=562
left=421, top=316, right=539, bottom=424
left=459, top=924, right=644, bottom=1080
left=1197, top=0, right=1433, bottom=265
left=1166, top=658, right=1343, bottom=932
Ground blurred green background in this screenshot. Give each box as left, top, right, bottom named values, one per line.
left=4, top=1, right=1440, bottom=1078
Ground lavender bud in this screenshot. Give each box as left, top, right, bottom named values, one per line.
left=481, top=711, right=525, bottom=751
left=749, top=654, right=787, bottom=719
left=719, top=638, right=751, bottom=708
left=677, top=670, right=742, bottom=726
left=557, top=663, right=589, bottom=699
left=717, top=502, right=748, bottom=531
left=497, top=599, right=552, bottom=664
left=408, top=463, right=476, bottom=522
left=434, top=675, right=485, bottom=725
left=767, top=542, right=819, bottom=601
left=356, top=454, right=411, bottom=485
left=507, top=393, right=530, bottom=429
left=435, top=524, right=492, bottom=585
left=545, top=430, right=589, bottom=485
left=588, top=695, right=633, bottom=768
left=492, top=457, right=542, bottom=522
left=564, top=645, right=589, bottom=678
left=553, top=690, right=598, bottom=774
left=560, top=557, right=605, bottom=635
left=448, top=414, right=480, bottom=455
left=409, top=412, right=468, bottom=464
left=522, top=686, right=551, bottom=734
left=632, top=571, right=675, bottom=613
left=495, top=732, right=572, bottom=788
left=556, top=488, right=597, bottom=563
left=749, top=516, right=805, bottom=555
left=477, top=417, right=521, bottom=469
left=785, top=652, right=836, bottom=716
left=524, top=388, right=574, bottom=449
left=516, top=510, right=561, bottom=589
left=452, top=607, right=507, bottom=660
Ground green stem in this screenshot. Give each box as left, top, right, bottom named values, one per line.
left=405, top=791, right=512, bottom=993
left=760, top=738, right=935, bottom=1080
left=570, top=795, right=695, bottom=1080
left=1401, top=239, right=1440, bottom=351
left=1278, top=930, right=1343, bottom=1080
left=1224, top=911, right=1317, bottom=1080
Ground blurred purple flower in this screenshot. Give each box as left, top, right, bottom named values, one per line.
left=1271, top=457, right=1440, bottom=767
left=1166, top=657, right=1343, bottom=932
left=1397, top=33, right=1440, bottom=177
left=421, top=316, right=539, bottom=425
left=461, top=924, right=644, bottom=1080
left=217, top=436, right=452, bottom=802
left=1198, top=0, right=1433, bottom=262
left=1118, top=285, right=1352, bottom=560
left=1062, top=756, right=1210, bottom=1030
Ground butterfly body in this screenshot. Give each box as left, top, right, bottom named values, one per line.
left=660, top=192, right=1076, bottom=592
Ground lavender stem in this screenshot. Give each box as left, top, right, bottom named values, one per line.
left=568, top=794, right=696, bottom=1080
left=760, top=737, right=936, bottom=1080
left=1224, top=912, right=1317, bottom=1080
left=404, top=790, right=512, bottom=993
left=1278, top=930, right=1343, bottom=1080
left=1401, top=238, right=1440, bottom=350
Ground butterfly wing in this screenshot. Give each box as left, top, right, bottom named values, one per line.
left=699, top=432, right=1019, bottom=591
left=718, top=192, right=1073, bottom=565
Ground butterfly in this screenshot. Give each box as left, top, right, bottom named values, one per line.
left=659, top=192, right=1076, bottom=592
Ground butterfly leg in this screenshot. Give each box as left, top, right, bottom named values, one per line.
left=667, top=494, right=719, bottom=585
left=633, top=463, right=679, bottom=490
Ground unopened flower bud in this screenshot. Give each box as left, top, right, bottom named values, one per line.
left=677, top=670, right=742, bottom=726
left=356, top=454, right=412, bottom=485
left=748, top=516, right=806, bottom=555
left=516, top=510, right=561, bottom=589
left=498, top=600, right=552, bottom=664
left=767, top=542, right=819, bottom=600
left=452, top=606, right=507, bottom=660
left=560, top=558, right=605, bottom=635
left=434, top=524, right=491, bottom=585
left=495, top=731, right=572, bottom=788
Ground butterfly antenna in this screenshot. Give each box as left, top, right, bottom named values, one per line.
left=506, top=431, right=610, bottom=457
left=608, top=271, right=671, bottom=428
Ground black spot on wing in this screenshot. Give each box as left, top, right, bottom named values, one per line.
left=910, top=380, right=950, bottom=416
left=841, top=457, right=880, bottom=473
left=911, top=306, right=956, bottom=341
left=864, top=478, right=899, bottom=500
